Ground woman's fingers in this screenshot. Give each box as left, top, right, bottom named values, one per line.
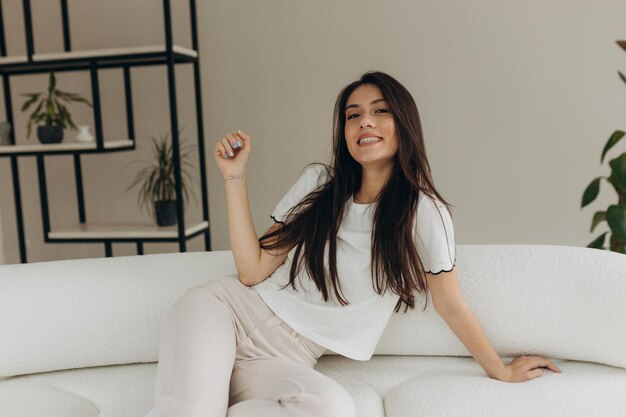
left=530, top=356, right=561, bottom=373
left=221, top=136, right=235, bottom=158
left=215, top=140, right=225, bottom=156
left=504, top=355, right=562, bottom=383
left=523, top=356, right=559, bottom=373
left=213, top=130, right=252, bottom=171
left=234, top=131, right=250, bottom=151
left=216, top=132, right=244, bottom=159
left=520, top=356, right=561, bottom=377
left=235, top=130, right=249, bottom=143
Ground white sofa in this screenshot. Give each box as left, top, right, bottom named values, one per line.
left=1, top=245, right=625, bottom=417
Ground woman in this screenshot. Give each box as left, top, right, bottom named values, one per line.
left=152, top=71, right=561, bottom=417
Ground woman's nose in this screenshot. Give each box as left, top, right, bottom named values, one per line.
left=360, top=117, right=374, bottom=128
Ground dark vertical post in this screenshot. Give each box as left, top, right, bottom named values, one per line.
left=9, top=156, right=27, bottom=262
left=136, top=241, right=144, bottom=255
left=104, top=242, right=112, bottom=257
left=0, top=0, right=7, bottom=57
left=189, top=0, right=211, bottom=250
left=60, top=0, right=71, bottom=51
left=35, top=155, right=51, bottom=241
left=3, top=74, right=27, bottom=262
left=123, top=66, right=135, bottom=141
left=65, top=0, right=83, bottom=226
left=189, top=0, right=199, bottom=51
left=163, top=0, right=186, bottom=252
left=73, top=154, right=86, bottom=222
left=22, top=0, right=34, bottom=60
left=89, top=63, right=104, bottom=149
left=2, top=75, right=15, bottom=146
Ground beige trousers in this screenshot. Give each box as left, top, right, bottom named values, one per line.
left=151, top=274, right=356, bottom=417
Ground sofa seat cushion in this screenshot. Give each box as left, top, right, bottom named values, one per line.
left=2, top=355, right=626, bottom=417
left=317, top=356, right=626, bottom=417
left=0, top=364, right=155, bottom=417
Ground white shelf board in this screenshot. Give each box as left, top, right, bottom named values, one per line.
left=0, top=55, right=28, bottom=65
left=33, top=44, right=198, bottom=61
left=49, top=220, right=209, bottom=240
left=0, top=139, right=134, bottom=154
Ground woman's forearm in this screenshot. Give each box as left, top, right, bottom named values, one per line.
left=223, top=176, right=261, bottom=284
left=439, top=307, right=509, bottom=381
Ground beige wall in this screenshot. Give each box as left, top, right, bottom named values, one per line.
left=1, top=0, right=625, bottom=264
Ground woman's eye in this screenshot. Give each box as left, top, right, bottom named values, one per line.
left=347, top=109, right=388, bottom=120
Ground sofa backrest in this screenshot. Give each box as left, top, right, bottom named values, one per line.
left=0, top=245, right=624, bottom=378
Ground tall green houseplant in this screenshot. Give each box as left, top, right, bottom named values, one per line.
left=124, top=130, right=197, bottom=226
left=581, top=40, right=626, bottom=254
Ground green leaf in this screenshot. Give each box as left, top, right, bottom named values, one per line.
left=56, top=90, right=92, bottom=106
left=20, top=93, right=41, bottom=112
left=608, top=153, right=626, bottom=193
left=587, top=232, right=607, bottom=249
left=46, top=99, right=55, bottom=118
left=619, top=71, right=626, bottom=85
left=606, top=204, right=626, bottom=238
left=58, top=104, right=77, bottom=131
left=581, top=177, right=602, bottom=208
left=618, top=40, right=626, bottom=53
left=30, top=100, right=44, bottom=120
left=590, top=210, right=606, bottom=233
left=601, top=130, right=625, bottom=163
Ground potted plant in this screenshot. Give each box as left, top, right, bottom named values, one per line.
left=124, top=130, right=198, bottom=226
left=580, top=40, right=626, bottom=254
left=20, top=72, right=92, bottom=144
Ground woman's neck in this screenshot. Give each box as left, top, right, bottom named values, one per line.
left=356, top=164, right=393, bottom=203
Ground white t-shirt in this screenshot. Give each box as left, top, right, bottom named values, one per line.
left=254, top=164, right=456, bottom=361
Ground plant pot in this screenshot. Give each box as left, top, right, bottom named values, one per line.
left=37, top=125, right=64, bottom=144
left=155, top=200, right=177, bottom=226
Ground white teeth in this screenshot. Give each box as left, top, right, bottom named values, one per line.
left=358, top=137, right=382, bottom=144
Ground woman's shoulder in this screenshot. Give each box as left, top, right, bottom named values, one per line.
left=415, top=190, right=453, bottom=225
left=300, top=163, right=332, bottom=185
left=417, top=190, right=444, bottom=209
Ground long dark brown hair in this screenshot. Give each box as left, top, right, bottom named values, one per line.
left=259, top=71, right=454, bottom=313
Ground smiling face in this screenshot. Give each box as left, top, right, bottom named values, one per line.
left=344, top=83, right=399, bottom=170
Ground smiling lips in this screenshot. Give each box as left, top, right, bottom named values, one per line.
left=357, top=136, right=383, bottom=146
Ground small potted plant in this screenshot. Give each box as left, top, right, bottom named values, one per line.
left=20, top=72, right=92, bottom=144
left=124, top=130, right=198, bottom=226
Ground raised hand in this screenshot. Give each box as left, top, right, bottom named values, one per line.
left=214, top=130, right=252, bottom=177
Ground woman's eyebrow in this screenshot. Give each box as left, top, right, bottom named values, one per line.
left=345, top=98, right=387, bottom=112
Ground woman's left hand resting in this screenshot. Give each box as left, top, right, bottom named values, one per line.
left=502, top=355, right=562, bottom=382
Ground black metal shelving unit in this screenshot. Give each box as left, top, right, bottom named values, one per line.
left=0, top=0, right=211, bottom=263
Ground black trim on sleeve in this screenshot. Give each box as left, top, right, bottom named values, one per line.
left=425, top=258, right=457, bottom=275
left=270, top=215, right=285, bottom=224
